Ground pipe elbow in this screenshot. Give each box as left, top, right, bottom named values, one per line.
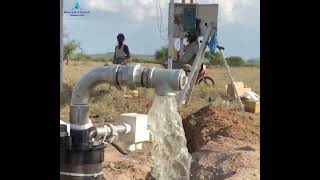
left=71, top=65, right=120, bottom=105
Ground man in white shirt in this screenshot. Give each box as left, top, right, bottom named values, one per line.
left=113, top=33, right=131, bottom=65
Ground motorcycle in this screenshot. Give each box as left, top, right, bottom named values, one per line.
left=162, top=62, right=215, bottom=87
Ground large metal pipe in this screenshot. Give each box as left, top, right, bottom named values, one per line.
left=63, top=64, right=187, bottom=180
left=70, top=64, right=187, bottom=126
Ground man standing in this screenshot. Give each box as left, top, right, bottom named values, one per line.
left=113, top=33, right=131, bottom=65
left=113, top=33, right=138, bottom=97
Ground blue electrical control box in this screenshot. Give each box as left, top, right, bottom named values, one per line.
left=183, top=7, right=196, bottom=31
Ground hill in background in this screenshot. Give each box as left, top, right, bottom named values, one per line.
left=87, top=52, right=259, bottom=67
left=89, top=52, right=155, bottom=61
left=246, top=57, right=260, bottom=64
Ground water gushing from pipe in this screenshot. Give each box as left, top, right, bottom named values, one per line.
left=148, top=95, right=192, bottom=180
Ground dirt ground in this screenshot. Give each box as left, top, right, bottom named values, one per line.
left=101, top=105, right=260, bottom=180
left=183, top=105, right=260, bottom=180
left=102, top=142, right=154, bottom=180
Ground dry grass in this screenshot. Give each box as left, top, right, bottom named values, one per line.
left=179, top=65, right=260, bottom=115
left=60, top=61, right=260, bottom=125
left=206, top=66, right=260, bottom=94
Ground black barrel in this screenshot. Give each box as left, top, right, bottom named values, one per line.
left=60, top=127, right=106, bottom=180
left=60, top=144, right=106, bottom=180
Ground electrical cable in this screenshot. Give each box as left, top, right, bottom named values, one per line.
left=154, top=0, right=168, bottom=40
left=153, top=0, right=187, bottom=61
left=110, top=142, right=130, bottom=155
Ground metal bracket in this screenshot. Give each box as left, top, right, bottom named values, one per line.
left=177, top=23, right=214, bottom=109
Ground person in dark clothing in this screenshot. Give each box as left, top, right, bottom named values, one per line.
left=113, top=33, right=131, bottom=65
left=168, top=31, right=199, bottom=72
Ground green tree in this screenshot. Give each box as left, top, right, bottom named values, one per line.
left=63, top=39, right=81, bottom=65
left=247, top=58, right=260, bottom=64
left=204, top=51, right=224, bottom=66
left=225, top=56, right=245, bottom=67
left=63, top=30, right=83, bottom=64
left=204, top=51, right=213, bottom=60
left=155, top=46, right=168, bottom=64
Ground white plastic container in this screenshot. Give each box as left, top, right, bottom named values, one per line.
left=243, top=91, right=260, bottom=102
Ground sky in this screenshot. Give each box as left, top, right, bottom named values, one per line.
left=63, top=0, right=260, bottom=60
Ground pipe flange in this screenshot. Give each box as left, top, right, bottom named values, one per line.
left=115, top=65, right=125, bottom=88
left=116, top=64, right=145, bottom=89
left=141, top=68, right=152, bottom=88
left=146, top=67, right=156, bottom=89
left=178, top=69, right=187, bottom=90
left=127, top=64, right=141, bottom=88
left=121, top=123, right=131, bottom=134
left=113, top=65, right=122, bottom=90
left=104, top=124, right=118, bottom=143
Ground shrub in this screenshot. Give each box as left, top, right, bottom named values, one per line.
left=225, top=56, right=245, bottom=67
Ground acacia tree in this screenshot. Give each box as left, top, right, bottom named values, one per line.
left=63, top=39, right=81, bottom=65
left=63, top=30, right=82, bottom=65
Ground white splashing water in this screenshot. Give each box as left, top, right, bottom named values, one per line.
left=148, top=95, right=192, bottom=180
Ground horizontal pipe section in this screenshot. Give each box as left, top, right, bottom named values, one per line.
left=69, top=64, right=187, bottom=126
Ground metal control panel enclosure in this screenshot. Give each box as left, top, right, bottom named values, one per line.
left=173, top=3, right=218, bottom=38
left=183, top=6, right=196, bottom=31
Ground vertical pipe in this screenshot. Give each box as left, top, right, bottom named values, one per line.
left=179, top=0, right=185, bottom=58
left=60, top=0, right=63, bottom=95
left=168, top=0, right=174, bottom=69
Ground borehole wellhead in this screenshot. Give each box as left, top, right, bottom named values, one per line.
left=60, top=64, right=187, bottom=180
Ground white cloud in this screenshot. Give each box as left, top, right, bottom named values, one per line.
left=87, top=0, right=119, bottom=13
left=195, top=0, right=257, bottom=24
left=86, top=0, right=161, bottom=21
left=85, top=0, right=258, bottom=24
